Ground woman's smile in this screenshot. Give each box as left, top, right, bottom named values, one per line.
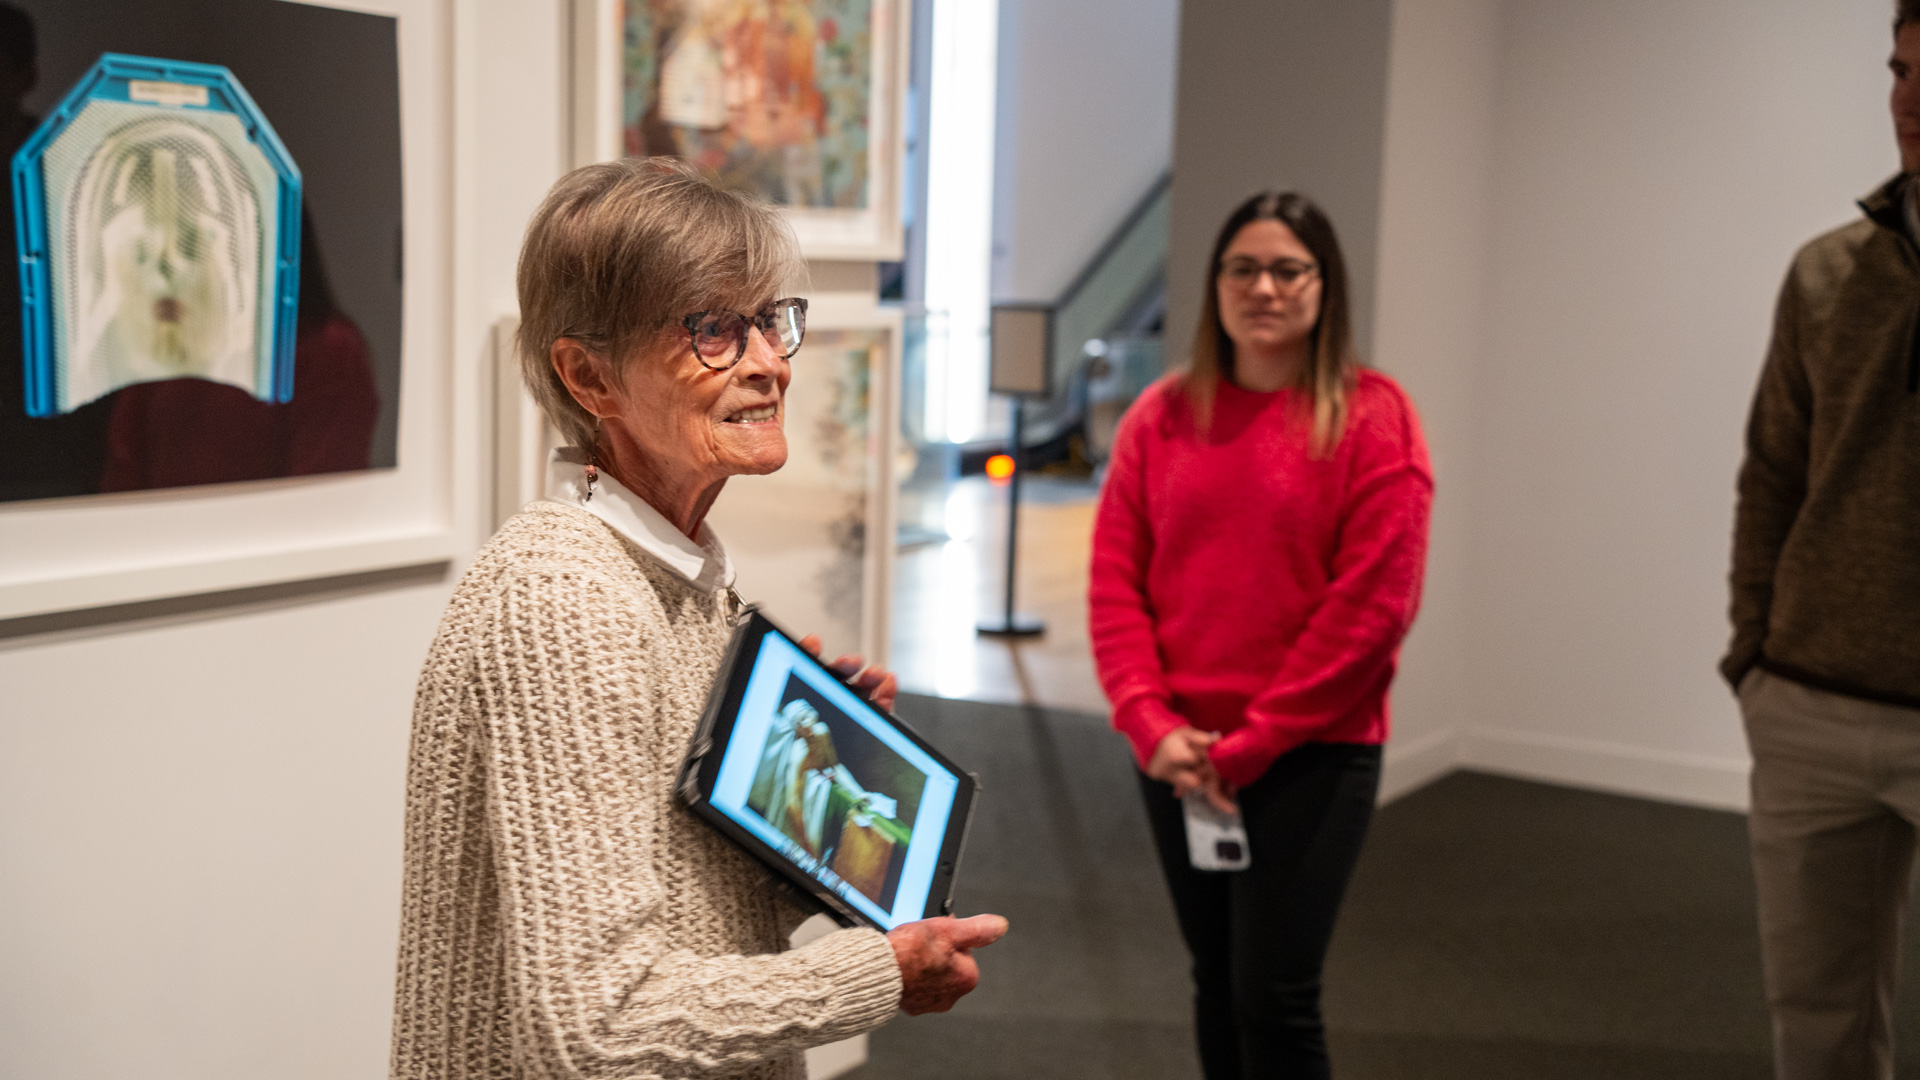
left=724, top=403, right=780, bottom=424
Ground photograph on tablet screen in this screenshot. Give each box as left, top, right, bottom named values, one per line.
left=743, top=674, right=927, bottom=911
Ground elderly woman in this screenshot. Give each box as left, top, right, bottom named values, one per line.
left=391, top=159, right=1005, bottom=1080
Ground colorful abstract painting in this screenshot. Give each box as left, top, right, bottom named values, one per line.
left=623, top=0, right=873, bottom=209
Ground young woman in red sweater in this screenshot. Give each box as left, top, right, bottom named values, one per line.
left=1089, top=191, right=1431, bottom=1079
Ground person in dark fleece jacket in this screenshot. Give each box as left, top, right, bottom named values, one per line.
left=1726, top=6, right=1920, bottom=1078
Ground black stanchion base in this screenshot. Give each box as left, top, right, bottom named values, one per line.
left=977, top=614, right=1047, bottom=638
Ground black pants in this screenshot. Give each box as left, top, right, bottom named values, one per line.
left=1139, top=742, right=1382, bottom=1080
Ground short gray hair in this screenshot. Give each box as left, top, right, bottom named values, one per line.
left=515, top=157, right=801, bottom=449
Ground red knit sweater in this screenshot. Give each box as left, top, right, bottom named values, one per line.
left=1089, top=369, right=1433, bottom=788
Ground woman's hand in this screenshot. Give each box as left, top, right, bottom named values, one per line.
left=1147, top=726, right=1220, bottom=798
left=886, top=914, right=1009, bottom=1015
left=1198, top=769, right=1239, bottom=816
left=798, top=634, right=899, bottom=712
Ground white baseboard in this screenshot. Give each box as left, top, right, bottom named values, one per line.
left=1380, top=725, right=1457, bottom=804
left=806, top=1035, right=868, bottom=1079
left=1460, top=726, right=1750, bottom=812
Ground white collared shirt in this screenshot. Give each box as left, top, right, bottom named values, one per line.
left=543, top=447, right=736, bottom=594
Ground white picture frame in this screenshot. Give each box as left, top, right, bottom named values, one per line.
left=570, top=0, right=909, bottom=261
left=0, top=0, right=468, bottom=623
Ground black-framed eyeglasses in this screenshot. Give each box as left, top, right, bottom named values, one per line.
left=681, top=297, right=808, bottom=371
left=1218, top=257, right=1318, bottom=289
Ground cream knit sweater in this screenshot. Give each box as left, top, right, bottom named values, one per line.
left=391, top=501, right=902, bottom=1079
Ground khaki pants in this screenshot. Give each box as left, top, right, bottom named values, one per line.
left=1743, top=667, right=1920, bottom=1080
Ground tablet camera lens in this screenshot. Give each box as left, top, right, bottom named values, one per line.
left=1216, top=840, right=1243, bottom=861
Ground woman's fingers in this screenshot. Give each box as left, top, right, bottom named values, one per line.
left=794, top=638, right=901, bottom=710
left=858, top=668, right=899, bottom=711
left=888, top=914, right=1005, bottom=1015
left=818, top=649, right=900, bottom=710
left=1148, top=728, right=1203, bottom=781
left=1204, top=776, right=1238, bottom=816
left=1193, top=767, right=1237, bottom=815
left=1169, top=761, right=1212, bottom=797
left=947, top=913, right=1010, bottom=951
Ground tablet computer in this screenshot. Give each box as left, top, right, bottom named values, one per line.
left=678, top=608, right=978, bottom=931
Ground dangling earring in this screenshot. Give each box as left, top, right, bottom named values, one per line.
left=584, top=418, right=602, bottom=502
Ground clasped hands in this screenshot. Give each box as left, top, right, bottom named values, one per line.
left=1149, top=725, right=1239, bottom=815
left=797, top=634, right=1009, bottom=1015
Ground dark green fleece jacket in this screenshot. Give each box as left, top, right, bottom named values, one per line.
left=1724, top=174, right=1920, bottom=708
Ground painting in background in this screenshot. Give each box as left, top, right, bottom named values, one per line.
left=0, top=0, right=402, bottom=503
left=624, top=0, right=873, bottom=210
left=708, top=327, right=887, bottom=660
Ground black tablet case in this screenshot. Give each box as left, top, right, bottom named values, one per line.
left=676, top=607, right=979, bottom=930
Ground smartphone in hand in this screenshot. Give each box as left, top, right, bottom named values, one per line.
left=1182, top=789, right=1251, bottom=871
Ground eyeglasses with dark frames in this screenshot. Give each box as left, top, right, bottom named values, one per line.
left=1218, top=257, right=1319, bottom=290
left=681, top=297, right=809, bottom=371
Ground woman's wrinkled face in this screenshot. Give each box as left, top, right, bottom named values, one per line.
left=614, top=305, right=791, bottom=484
left=1215, top=219, right=1322, bottom=357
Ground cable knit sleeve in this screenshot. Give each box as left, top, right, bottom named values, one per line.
left=1208, top=394, right=1434, bottom=788
left=474, top=566, right=901, bottom=1078
left=1089, top=385, right=1186, bottom=771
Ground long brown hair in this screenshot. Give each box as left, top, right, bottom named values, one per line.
left=1182, top=191, right=1359, bottom=456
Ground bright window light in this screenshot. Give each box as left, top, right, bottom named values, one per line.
left=921, top=0, right=997, bottom=444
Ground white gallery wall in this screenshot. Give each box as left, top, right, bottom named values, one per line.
left=1169, top=0, right=1394, bottom=362
left=990, top=0, right=1179, bottom=303
left=1368, top=0, right=1502, bottom=799
left=1369, top=0, right=1899, bottom=808
left=0, top=2, right=568, bottom=1077
left=1173, top=0, right=1899, bottom=809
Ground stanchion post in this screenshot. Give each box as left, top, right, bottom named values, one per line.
left=979, top=394, right=1045, bottom=637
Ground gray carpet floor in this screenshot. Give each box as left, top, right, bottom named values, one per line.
left=845, top=693, right=1920, bottom=1079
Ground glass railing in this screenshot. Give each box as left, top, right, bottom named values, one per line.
left=999, top=172, right=1170, bottom=460
left=898, top=171, right=1170, bottom=463
left=1048, top=173, right=1169, bottom=396
left=1081, top=334, right=1164, bottom=464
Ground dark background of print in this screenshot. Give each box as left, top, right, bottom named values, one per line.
left=781, top=671, right=929, bottom=911
left=1, top=0, right=401, bottom=501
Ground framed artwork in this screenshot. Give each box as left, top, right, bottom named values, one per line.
left=0, top=0, right=463, bottom=620
left=571, top=0, right=909, bottom=260
left=704, top=301, right=900, bottom=663
left=14, top=53, right=304, bottom=419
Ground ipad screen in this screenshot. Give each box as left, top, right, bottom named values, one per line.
left=706, top=629, right=961, bottom=930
